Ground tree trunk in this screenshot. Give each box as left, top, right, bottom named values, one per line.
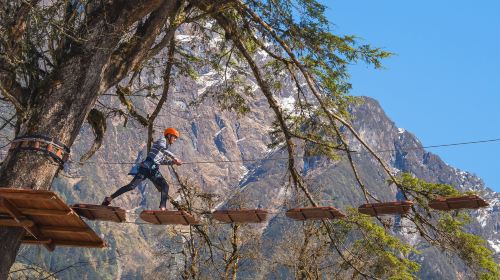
left=0, top=44, right=108, bottom=280
left=0, top=0, right=177, bottom=277
left=0, top=38, right=117, bottom=280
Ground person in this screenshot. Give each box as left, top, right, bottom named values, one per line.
left=101, top=127, right=182, bottom=210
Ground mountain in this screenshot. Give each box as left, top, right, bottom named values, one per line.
left=9, top=79, right=499, bottom=279
left=223, top=96, right=500, bottom=279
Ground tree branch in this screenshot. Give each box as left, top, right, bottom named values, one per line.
left=0, top=0, right=38, bottom=114
left=191, top=5, right=381, bottom=278
left=116, top=85, right=149, bottom=126
left=147, top=35, right=176, bottom=151
left=236, top=0, right=404, bottom=192
left=102, top=0, right=184, bottom=89
left=0, top=80, right=25, bottom=113
left=211, top=11, right=317, bottom=207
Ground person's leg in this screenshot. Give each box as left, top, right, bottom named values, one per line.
left=102, top=173, right=145, bottom=206
left=149, top=170, right=169, bottom=210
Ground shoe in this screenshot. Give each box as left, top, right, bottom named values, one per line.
left=101, top=197, right=112, bottom=206
left=160, top=207, right=167, bottom=211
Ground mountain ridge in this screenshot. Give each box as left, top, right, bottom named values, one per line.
left=10, top=91, right=498, bottom=279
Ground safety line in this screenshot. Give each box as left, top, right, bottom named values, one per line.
left=70, top=205, right=284, bottom=216
left=59, top=137, right=500, bottom=166
left=70, top=203, right=437, bottom=226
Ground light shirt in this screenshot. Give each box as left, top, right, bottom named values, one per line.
left=146, top=137, right=177, bottom=166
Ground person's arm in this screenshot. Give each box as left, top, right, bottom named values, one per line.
left=161, top=153, right=182, bottom=165
left=163, top=150, right=182, bottom=165
left=159, top=138, right=182, bottom=165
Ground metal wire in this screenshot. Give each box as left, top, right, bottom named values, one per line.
left=52, top=137, right=500, bottom=166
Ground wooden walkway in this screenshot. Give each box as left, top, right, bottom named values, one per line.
left=72, top=204, right=127, bottom=223
left=286, top=206, right=346, bottom=221
left=358, top=201, right=414, bottom=216
left=140, top=210, right=200, bottom=225
left=0, top=188, right=105, bottom=251
left=429, top=195, right=489, bottom=211
left=211, top=209, right=268, bottom=223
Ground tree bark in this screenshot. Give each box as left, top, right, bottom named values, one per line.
left=0, top=1, right=179, bottom=277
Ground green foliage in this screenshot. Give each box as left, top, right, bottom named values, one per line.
left=437, top=214, right=500, bottom=280
left=332, top=209, right=420, bottom=279
left=6, top=1, right=494, bottom=279
left=396, top=173, right=460, bottom=209
left=247, top=0, right=392, bottom=112
left=398, top=172, right=460, bottom=198
left=392, top=173, right=499, bottom=279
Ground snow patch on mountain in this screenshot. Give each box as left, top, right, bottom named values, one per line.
left=477, top=209, right=489, bottom=227
left=487, top=240, right=500, bottom=253
left=278, top=96, right=295, bottom=112
left=176, top=34, right=195, bottom=43
left=197, top=71, right=218, bottom=95
left=214, top=127, right=226, bottom=137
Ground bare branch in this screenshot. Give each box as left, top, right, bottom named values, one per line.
left=116, top=85, right=149, bottom=126
left=147, top=30, right=176, bottom=151
left=102, top=0, right=184, bottom=89
left=0, top=80, right=25, bottom=113
left=211, top=12, right=317, bottom=206
left=235, top=0, right=404, bottom=192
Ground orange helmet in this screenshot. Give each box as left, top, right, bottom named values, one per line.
left=164, top=127, right=180, bottom=138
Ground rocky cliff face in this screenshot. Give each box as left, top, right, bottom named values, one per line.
left=10, top=77, right=499, bottom=279
left=339, top=98, right=499, bottom=279
left=229, top=97, right=500, bottom=279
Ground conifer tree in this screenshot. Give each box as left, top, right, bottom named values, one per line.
left=0, top=1, right=498, bottom=279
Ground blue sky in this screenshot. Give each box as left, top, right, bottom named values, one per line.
left=320, top=1, right=500, bottom=192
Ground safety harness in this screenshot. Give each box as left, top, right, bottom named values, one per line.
left=9, top=134, right=70, bottom=166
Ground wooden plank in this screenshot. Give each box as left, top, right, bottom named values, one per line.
left=0, top=189, right=105, bottom=252
left=72, top=204, right=126, bottom=223
left=0, top=217, right=34, bottom=227
left=40, top=226, right=94, bottom=234
left=0, top=191, right=56, bottom=201
left=212, top=209, right=269, bottom=223
left=0, top=196, right=56, bottom=251
left=19, top=208, right=71, bottom=216
left=180, top=212, right=190, bottom=225
left=140, top=210, right=200, bottom=225
left=305, top=208, right=325, bottom=219
left=53, top=240, right=106, bottom=248
left=153, top=212, right=162, bottom=224
left=358, top=201, right=413, bottom=216
left=0, top=197, right=23, bottom=223
left=0, top=197, right=54, bottom=251
left=26, top=225, right=55, bottom=252
left=286, top=207, right=346, bottom=221
left=22, top=237, right=53, bottom=244
left=429, top=195, right=489, bottom=211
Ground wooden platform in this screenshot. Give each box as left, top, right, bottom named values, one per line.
left=286, top=206, right=346, bottom=221
left=0, top=188, right=105, bottom=251
left=140, top=210, right=200, bottom=225
left=211, top=209, right=268, bottom=223
left=72, top=204, right=127, bottom=223
left=429, top=195, right=489, bottom=211
left=358, top=200, right=414, bottom=216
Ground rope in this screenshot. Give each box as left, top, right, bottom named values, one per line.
left=69, top=204, right=427, bottom=227
left=1, top=135, right=499, bottom=165
left=52, top=137, right=500, bottom=166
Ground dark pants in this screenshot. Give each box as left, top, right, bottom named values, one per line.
left=110, top=164, right=169, bottom=208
